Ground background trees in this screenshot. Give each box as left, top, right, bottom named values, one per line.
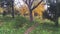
left=32, top=2, right=45, bottom=19
left=23, top=0, right=43, bottom=22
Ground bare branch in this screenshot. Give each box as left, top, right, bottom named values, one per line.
left=31, top=0, right=43, bottom=10
left=23, top=0, right=27, bottom=4
left=29, top=0, right=30, bottom=4
left=30, top=0, right=34, bottom=7
left=23, top=0, right=30, bottom=7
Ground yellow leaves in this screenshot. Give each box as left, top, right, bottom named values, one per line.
left=33, top=2, right=45, bottom=12
left=14, top=2, right=45, bottom=18
left=14, top=5, right=29, bottom=15
left=32, top=2, right=45, bottom=19
left=0, top=7, right=4, bottom=13
left=20, top=6, right=29, bottom=15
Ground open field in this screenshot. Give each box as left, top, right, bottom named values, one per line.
left=0, top=15, right=60, bottom=34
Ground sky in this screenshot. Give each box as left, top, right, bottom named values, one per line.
left=14, top=0, right=24, bottom=8
left=14, top=0, right=48, bottom=10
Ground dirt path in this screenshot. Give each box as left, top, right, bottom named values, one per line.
left=0, top=20, right=3, bottom=26
left=24, top=23, right=38, bottom=34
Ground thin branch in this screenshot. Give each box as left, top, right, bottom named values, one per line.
left=29, top=0, right=31, bottom=5
left=31, top=0, right=43, bottom=10
left=28, top=0, right=31, bottom=7
left=23, top=0, right=30, bottom=7
left=23, top=0, right=27, bottom=4
left=30, top=0, right=34, bottom=7
left=27, top=0, right=29, bottom=6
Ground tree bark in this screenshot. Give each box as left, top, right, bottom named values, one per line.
left=11, top=0, right=14, bottom=18
left=30, top=9, right=33, bottom=22
left=23, top=0, right=43, bottom=22
left=54, top=18, right=58, bottom=26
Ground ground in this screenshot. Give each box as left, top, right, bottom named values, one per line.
left=0, top=15, right=60, bottom=34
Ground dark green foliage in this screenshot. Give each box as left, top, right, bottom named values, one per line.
left=14, top=16, right=36, bottom=29
left=14, top=16, right=29, bottom=28
left=0, top=16, right=35, bottom=29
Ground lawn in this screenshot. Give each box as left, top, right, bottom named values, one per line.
left=0, top=15, right=60, bottom=34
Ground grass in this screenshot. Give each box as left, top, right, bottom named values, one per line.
left=0, top=15, right=60, bottom=34
left=29, top=23, right=60, bottom=34
left=0, top=15, right=36, bottom=34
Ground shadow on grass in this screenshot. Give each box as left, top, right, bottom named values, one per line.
left=40, top=23, right=58, bottom=31
left=31, top=22, right=60, bottom=34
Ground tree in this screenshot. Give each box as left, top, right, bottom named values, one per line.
left=55, top=0, right=60, bottom=26
left=23, top=0, right=43, bottom=22
left=43, top=0, right=58, bottom=26
left=32, top=2, right=45, bottom=19
left=11, top=0, right=14, bottom=18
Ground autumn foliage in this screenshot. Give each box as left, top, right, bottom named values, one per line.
left=14, top=2, right=45, bottom=19
left=32, top=2, right=45, bottom=19
left=0, top=7, right=4, bottom=14
left=0, top=2, right=45, bottom=19
left=14, top=5, right=29, bottom=15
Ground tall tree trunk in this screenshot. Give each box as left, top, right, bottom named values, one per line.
left=30, top=9, right=33, bottom=22
left=11, top=0, right=14, bottom=18
left=54, top=18, right=58, bottom=26
left=54, top=0, right=59, bottom=26
left=12, top=8, right=14, bottom=18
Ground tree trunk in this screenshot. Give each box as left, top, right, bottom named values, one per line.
left=12, top=7, right=14, bottom=18
left=12, top=10, right=14, bottom=18
left=30, top=10, right=33, bottom=22
left=54, top=15, right=58, bottom=26
left=55, top=18, right=58, bottom=26
left=11, top=0, right=14, bottom=18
